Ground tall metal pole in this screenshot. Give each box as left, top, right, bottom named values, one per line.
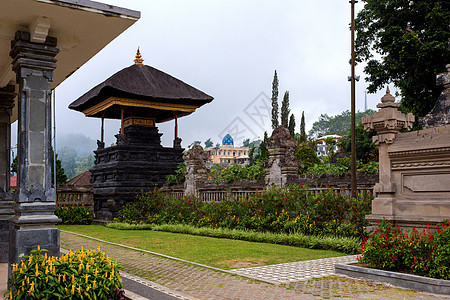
left=350, top=0, right=358, bottom=199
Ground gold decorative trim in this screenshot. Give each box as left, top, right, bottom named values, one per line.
left=123, top=117, right=155, bottom=127
left=82, top=97, right=198, bottom=116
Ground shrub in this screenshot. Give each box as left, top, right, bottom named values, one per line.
left=6, top=246, right=124, bottom=299
left=295, top=144, right=321, bottom=173
left=360, top=220, right=450, bottom=279
left=114, top=186, right=372, bottom=240
left=165, top=162, right=186, bottom=185
left=55, top=205, right=92, bottom=225
left=106, top=222, right=360, bottom=254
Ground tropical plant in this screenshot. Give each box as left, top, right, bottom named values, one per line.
left=6, top=246, right=124, bottom=299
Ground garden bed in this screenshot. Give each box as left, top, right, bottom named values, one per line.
left=335, top=261, right=450, bottom=295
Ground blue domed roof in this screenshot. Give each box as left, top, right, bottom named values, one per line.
left=222, top=134, right=234, bottom=146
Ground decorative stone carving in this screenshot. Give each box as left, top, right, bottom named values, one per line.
left=96, top=140, right=105, bottom=149
left=420, top=64, right=450, bottom=128
left=362, top=87, right=415, bottom=145
left=184, top=145, right=208, bottom=196
left=362, top=83, right=450, bottom=232
left=265, top=127, right=299, bottom=187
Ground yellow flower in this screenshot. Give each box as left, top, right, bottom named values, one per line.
left=78, top=286, right=81, bottom=294
left=45, top=266, right=48, bottom=275
left=71, top=274, right=75, bottom=283
left=93, top=280, right=96, bottom=290
left=9, top=290, right=12, bottom=299
left=63, top=274, right=66, bottom=282
left=71, top=285, right=75, bottom=295
left=85, top=274, right=88, bottom=283
left=37, top=245, right=40, bottom=251
left=44, top=253, right=47, bottom=260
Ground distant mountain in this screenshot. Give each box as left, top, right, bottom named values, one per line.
left=57, top=133, right=97, bottom=156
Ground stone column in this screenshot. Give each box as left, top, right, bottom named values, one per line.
left=183, top=145, right=208, bottom=196
left=9, top=31, right=60, bottom=265
left=265, top=127, right=299, bottom=188
left=362, top=87, right=414, bottom=230
left=0, top=85, right=15, bottom=262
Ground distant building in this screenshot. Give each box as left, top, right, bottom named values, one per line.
left=206, top=134, right=250, bottom=166
left=315, top=135, right=341, bottom=157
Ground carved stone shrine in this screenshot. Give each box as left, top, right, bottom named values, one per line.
left=69, top=50, right=213, bottom=221
left=362, top=81, right=450, bottom=231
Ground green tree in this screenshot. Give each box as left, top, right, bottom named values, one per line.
left=204, top=138, right=213, bottom=148
left=281, top=91, right=290, bottom=127
left=295, top=143, right=321, bottom=174
left=59, top=146, right=77, bottom=179
left=300, top=111, right=307, bottom=143
left=309, top=109, right=375, bottom=138
left=355, top=0, right=450, bottom=118
left=258, top=132, right=270, bottom=163
left=288, top=114, right=295, bottom=136
left=324, top=137, right=337, bottom=161
left=52, top=149, right=68, bottom=184
left=188, top=141, right=201, bottom=149
left=339, top=123, right=378, bottom=164
left=242, top=138, right=250, bottom=147
left=271, top=70, right=279, bottom=129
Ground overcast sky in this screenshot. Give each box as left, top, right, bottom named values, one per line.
left=13, top=0, right=391, bottom=151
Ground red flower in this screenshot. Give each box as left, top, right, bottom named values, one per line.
left=187, top=200, right=190, bottom=204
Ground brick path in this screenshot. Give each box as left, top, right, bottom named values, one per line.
left=60, top=231, right=449, bottom=300
left=231, top=255, right=358, bottom=283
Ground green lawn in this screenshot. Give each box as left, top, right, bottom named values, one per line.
left=58, top=225, right=347, bottom=269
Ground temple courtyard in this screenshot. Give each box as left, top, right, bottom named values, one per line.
left=2, top=230, right=448, bottom=300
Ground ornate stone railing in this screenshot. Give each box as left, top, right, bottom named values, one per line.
left=56, top=185, right=94, bottom=211
left=162, top=184, right=374, bottom=202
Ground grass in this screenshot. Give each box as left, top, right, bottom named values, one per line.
left=58, top=225, right=348, bottom=270
left=107, top=222, right=360, bottom=254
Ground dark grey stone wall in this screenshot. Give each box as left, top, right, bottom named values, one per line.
left=91, top=125, right=183, bottom=221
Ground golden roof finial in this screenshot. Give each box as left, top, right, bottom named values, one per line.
left=134, top=47, right=144, bottom=65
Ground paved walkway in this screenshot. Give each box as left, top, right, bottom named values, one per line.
left=60, top=231, right=449, bottom=300
left=230, top=255, right=358, bottom=283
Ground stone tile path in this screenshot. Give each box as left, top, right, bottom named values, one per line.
left=230, top=255, right=358, bottom=283
left=60, top=231, right=450, bottom=300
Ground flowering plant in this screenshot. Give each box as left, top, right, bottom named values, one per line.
left=6, top=246, right=124, bottom=299
left=360, top=219, right=450, bottom=279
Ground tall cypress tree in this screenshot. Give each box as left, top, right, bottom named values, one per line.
left=281, top=91, right=290, bottom=128
left=288, top=114, right=295, bottom=136
left=300, top=111, right=307, bottom=143
left=271, top=71, right=279, bottom=129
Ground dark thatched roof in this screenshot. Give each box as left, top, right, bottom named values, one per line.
left=68, top=64, right=214, bottom=116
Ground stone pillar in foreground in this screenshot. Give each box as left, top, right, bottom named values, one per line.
left=0, top=85, right=15, bottom=262
left=362, top=87, right=414, bottom=231
left=9, top=31, right=60, bottom=264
